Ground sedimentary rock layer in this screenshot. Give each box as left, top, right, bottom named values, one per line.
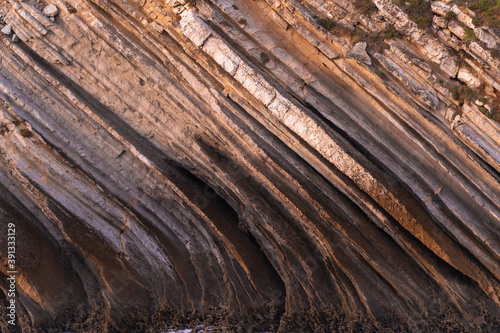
left=0, top=0, right=499, bottom=331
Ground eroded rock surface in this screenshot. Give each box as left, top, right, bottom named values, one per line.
left=0, top=0, right=499, bottom=331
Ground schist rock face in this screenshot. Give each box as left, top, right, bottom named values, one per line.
left=0, top=0, right=499, bottom=331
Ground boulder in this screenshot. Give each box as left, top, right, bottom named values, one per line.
left=43, top=4, right=58, bottom=17
left=1, top=24, right=12, bottom=35
left=346, top=42, right=372, bottom=66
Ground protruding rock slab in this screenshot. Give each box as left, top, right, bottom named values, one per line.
left=346, top=42, right=372, bottom=66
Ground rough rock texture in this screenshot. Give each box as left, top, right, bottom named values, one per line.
left=0, top=0, right=499, bottom=331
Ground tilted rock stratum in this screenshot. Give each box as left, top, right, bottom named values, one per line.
left=0, top=0, right=500, bottom=331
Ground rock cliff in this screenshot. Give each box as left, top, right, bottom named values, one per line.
left=0, top=0, right=500, bottom=331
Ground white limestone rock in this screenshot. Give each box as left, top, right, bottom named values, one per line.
left=474, top=28, right=498, bottom=49
left=43, top=4, right=58, bottom=17
left=457, top=66, right=482, bottom=88
left=1, top=24, right=12, bottom=35
left=448, top=20, right=466, bottom=39
left=180, top=10, right=212, bottom=47
left=431, top=2, right=451, bottom=16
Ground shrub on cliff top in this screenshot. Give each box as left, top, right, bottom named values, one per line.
left=394, top=0, right=433, bottom=29
left=468, top=0, right=500, bottom=27
left=383, top=26, right=400, bottom=39
left=354, top=0, right=378, bottom=15
left=464, top=28, right=477, bottom=40
left=318, top=18, right=337, bottom=31
left=445, top=11, right=457, bottom=20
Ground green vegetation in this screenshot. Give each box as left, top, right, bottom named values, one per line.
left=315, top=17, right=356, bottom=39
left=375, top=70, right=383, bottom=76
left=464, top=28, right=477, bottom=40
left=466, top=89, right=475, bottom=100
left=491, top=108, right=500, bottom=122
left=472, top=17, right=483, bottom=27
left=353, top=30, right=365, bottom=44
left=468, top=0, right=500, bottom=27
left=445, top=11, right=457, bottom=20
left=394, top=0, right=433, bottom=29
left=452, top=85, right=477, bottom=103
left=232, top=4, right=238, bottom=10
left=383, top=26, right=399, bottom=39
left=480, top=105, right=500, bottom=122
left=237, top=18, right=247, bottom=25
left=318, top=18, right=337, bottom=31
left=353, top=0, right=378, bottom=15
left=259, top=52, right=270, bottom=64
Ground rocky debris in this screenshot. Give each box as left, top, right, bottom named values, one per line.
left=444, top=107, right=458, bottom=122
left=43, top=4, right=58, bottom=17
left=166, top=0, right=189, bottom=13
left=1, top=23, right=11, bottom=35
left=451, top=114, right=462, bottom=129
left=346, top=41, right=371, bottom=66
left=167, top=0, right=187, bottom=7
